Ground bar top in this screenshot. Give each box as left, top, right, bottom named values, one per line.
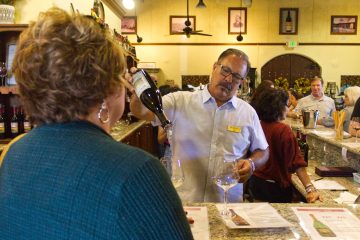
left=284, top=118, right=360, bottom=155
left=188, top=202, right=360, bottom=239
left=110, top=120, right=146, bottom=142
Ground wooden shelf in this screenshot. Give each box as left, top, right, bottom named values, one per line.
left=0, top=24, right=28, bottom=32
left=0, top=86, right=18, bottom=94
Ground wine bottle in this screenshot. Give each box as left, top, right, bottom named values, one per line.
left=296, top=127, right=301, bottom=142
left=10, top=106, right=19, bottom=138
left=299, top=133, right=309, bottom=163
left=309, top=214, right=336, bottom=237
left=132, top=69, right=171, bottom=129
left=0, top=104, right=5, bottom=139
left=23, top=113, right=32, bottom=133
left=285, top=10, right=293, bottom=32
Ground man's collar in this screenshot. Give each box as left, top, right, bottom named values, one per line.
left=311, top=93, right=324, bottom=101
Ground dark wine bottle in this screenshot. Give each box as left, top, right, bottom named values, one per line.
left=299, top=133, right=309, bottom=163
left=10, top=106, right=19, bottom=138
left=132, top=69, right=171, bottom=129
left=0, top=104, right=5, bottom=139
left=285, top=10, right=293, bottom=32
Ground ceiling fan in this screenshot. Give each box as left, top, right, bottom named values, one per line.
left=181, top=0, right=212, bottom=38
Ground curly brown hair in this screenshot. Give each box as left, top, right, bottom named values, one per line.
left=12, top=7, right=126, bottom=125
left=254, top=88, right=289, bottom=122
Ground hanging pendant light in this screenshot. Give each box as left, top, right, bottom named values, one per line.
left=196, top=0, right=206, bottom=8
left=236, top=0, right=243, bottom=41
left=136, top=34, right=143, bottom=43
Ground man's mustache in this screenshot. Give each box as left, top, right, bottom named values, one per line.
left=219, top=82, right=232, bottom=91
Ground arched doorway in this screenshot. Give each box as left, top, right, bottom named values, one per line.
left=261, top=54, right=321, bottom=88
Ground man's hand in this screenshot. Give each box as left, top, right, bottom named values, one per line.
left=233, top=159, right=252, bottom=183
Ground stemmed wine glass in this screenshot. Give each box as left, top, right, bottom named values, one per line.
left=171, top=158, right=184, bottom=188
left=212, top=159, right=239, bottom=216
left=0, top=62, right=7, bottom=86
left=351, top=117, right=360, bottom=143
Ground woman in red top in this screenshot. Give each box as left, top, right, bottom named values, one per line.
left=249, top=88, right=321, bottom=203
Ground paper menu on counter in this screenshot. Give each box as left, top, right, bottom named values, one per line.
left=312, top=179, right=347, bottom=190
left=183, top=206, right=209, bottom=240
left=292, top=207, right=360, bottom=240
left=215, top=203, right=293, bottom=229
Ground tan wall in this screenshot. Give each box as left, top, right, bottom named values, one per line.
left=14, top=0, right=122, bottom=33
left=12, top=0, right=360, bottom=88
left=127, top=0, right=360, bottom=87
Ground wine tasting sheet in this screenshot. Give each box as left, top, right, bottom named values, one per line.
left=215, top=203, right=292, bottom=229
left=183, top=206, right=210, bottom=240
left=292, top=207, right=360, bottom=239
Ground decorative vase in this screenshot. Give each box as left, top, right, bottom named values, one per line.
left=0, top=5, right=15, bottom=24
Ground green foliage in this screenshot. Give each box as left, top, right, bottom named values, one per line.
left=0, top=0, right=15, bottom=5
left=274, top=76, right=289, bottom=90
left=294, top=77, right=311, bottom=95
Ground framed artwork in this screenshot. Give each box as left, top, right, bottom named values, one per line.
left=170, top=16, right=196, bottom=34
left=121, top=16, right=137, bottom=34
left=6, top=43, right=17, bottom=85
left=331, top=15, right=357, bottom=35
left=228, top=7, right=247, bottom=34
left=279, top=8, right=298, bottom=35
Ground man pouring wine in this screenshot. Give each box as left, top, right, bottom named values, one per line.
left=129, top=48, right=269, bottom=203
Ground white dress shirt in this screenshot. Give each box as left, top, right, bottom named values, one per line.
left=153, top=86, right=268, bottom=203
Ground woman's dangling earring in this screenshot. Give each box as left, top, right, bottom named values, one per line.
left=98, top=101, right=110, bottom=124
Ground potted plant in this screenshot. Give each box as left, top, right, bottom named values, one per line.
left=0, top=0, right=15, bottom=24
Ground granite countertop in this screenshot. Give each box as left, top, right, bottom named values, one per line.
left=189, top=202, right=360, bottom=239
left=110, top=120, right=146, bottom=142
left=291, top=159, right=360, bottom=204
left=284, top=118, right=360, bottom=155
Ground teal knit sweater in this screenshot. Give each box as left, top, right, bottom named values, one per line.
left=0, top=121, right=193, bottom=239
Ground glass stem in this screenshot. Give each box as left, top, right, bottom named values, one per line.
left=224, top=190, right=228, bottom=215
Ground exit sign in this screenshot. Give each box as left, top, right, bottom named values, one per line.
left=286, top=40, right=298, bottom=48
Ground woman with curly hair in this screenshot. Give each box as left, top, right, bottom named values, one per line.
left=249, top=88, right=321, bottom=203
left=250, top=79, right=274, bottom=109
left=0, top=8, right=192, bottom=239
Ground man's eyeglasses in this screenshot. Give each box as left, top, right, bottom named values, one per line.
left=216, top=63, right=245, bottom=84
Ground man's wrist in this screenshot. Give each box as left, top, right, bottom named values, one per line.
left=246, top=158, right=255, bottom=173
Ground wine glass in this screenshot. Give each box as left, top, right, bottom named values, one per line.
left=212, top=159, right=238, bottom=216
left=351, top=117, right=360, bottom=143
left=0, top=62, right=7, bottom=86
left=170, top=158, right=184, bottom=189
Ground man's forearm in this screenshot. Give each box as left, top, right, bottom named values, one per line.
left=130, top=94, right=155, bottom=121
left=249, top=148, right=269, bottom=170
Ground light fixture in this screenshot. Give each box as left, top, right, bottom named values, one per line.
left=122, top=0, right=135, bottom=10
left=134, top=4, right=143, bottom=43
left=236, top=0, right=243, bottom=42
left=136, top=34, right=143, bottom=43
left=196, top=0, right=206, bottom=8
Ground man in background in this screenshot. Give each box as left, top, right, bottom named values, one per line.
left=290, top=76, right=335, bottom=126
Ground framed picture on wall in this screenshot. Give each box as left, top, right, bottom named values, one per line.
left=170, top=16, right=196, bottom=34
left=228, top=7, right=247, bottom=34
left=331, top=15, right=357, bottom=35
left=279, top=8, right=298, bottom=35
left=121, top=16, right=137, bottom=34
left=6, top=42, right=17, bottom=85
